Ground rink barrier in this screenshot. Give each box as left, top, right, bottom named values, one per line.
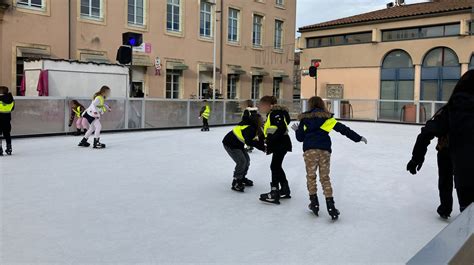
left=7, top=97, right=447, bottom=137
left=407, top=204, right=474, bottom=265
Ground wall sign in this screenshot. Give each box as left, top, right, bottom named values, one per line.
left=326, top=84, right=344, bottom=99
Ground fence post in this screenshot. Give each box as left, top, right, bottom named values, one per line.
left=223, top=100, right=226, bottom=125
left=186, top=100, right=191, bottom=127
left=302, top=99, right=307, bottom=113
left=415, top=101, right=420, bottom=124
left=375, top=100, right=380, bottom=121
left=141, top=99, right=146, bottom=129
left=431, top=101, right=436, bottom=119
left=64, top=98, right=69, bottom=133
left=333, top=100, right=341, bottom=119
left=124, top=98, right=129, bottom=129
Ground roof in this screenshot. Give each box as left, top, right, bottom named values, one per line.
left=299, top=0, right=474, bottom=32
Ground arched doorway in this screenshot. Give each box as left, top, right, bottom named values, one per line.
left=421, top=47, right=461, bottom=101
left=380, top=50, right=414, bottom=120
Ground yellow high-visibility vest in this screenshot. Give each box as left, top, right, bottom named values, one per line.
left=233, top=125, right=250, bottom=143
left=202, top=105, right=211, bottom=119
left=72, top=106, right=82, bottom=118
left=95, top=96, right=107, bottom=113
left=263, top=112, right=288, bottom=137
left=0, top=101, right=14, bottom=113
left=320, top=118, right=338, bottom=132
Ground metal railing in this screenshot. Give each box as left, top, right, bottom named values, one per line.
left=9, top=97, right=447, bottom=136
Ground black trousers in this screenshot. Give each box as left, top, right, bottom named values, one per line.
left=270, top=151, right=289, bottom=189
left=437, top=149, right=454, bottom=212
left=0, top=120, right=12, bottom=147
left=202, top=118, right=209, bottom=128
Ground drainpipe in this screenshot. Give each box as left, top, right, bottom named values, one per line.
left=219, top=0, right=223, bottom=97
left=68, top=0, right=71, bottom=59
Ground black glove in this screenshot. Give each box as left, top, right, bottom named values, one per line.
left=68, top=123, right=72, bottom=127
left=407, top=159, right=423, bottom=175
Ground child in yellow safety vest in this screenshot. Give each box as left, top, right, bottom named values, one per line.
left=222, top=111, right=265, bottom=192
left=199, top=100, right=211, bottom=132
left=68, top=100, right=88, bottom=136
left=78, top=86, right=111, bottom=149
left=0, top=86, right=15, bottom=156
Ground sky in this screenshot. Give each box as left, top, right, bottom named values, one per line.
left=296, top=0, right=428, bottom=31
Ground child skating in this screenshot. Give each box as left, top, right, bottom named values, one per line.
left=199, top=100, right=211, bottom=131
left=241, top=100, right=258, bottom=153
left=0, top=86, right=15, bottom=156
left=223, top=111, right=265, bottom=192
left=69, top=100, right=88, bottom=136
left=258, top=96, right=292, bottom=204
left=78, top=86, right=111, bottom=149
left=293, top=96, right=367, bottom=220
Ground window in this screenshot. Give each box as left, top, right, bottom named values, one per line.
left=274, top=20, right=283, bottom=50
left=227, top=75, right=239, bottom=99
left=380, top=50, right=414, bottom=120
left=128, top=0, right=144, bottom=26
left=275, top=0, right=284, bottom=6
left=167, top=0, right=181, bottom=32
left=382, top=23, right=460, bottom=41
left=200, top=1, right=213, bottom=38
left=470, top=21, right=474, bottom=34
left=166, top=70, right=181, bottom=99
left=306, top=32, right=372, bottom=48
left=252, top=15, right=263, bottom=47
left=273, top=78, right=282, bottom=98
left=251, top=76, right=262, bottom=99
left=17, top=0, right=44, bottom=9
left=421, top=47, right=461, bottom=101
left=470, top=55, right=474, bottom=70
left=80, top=0, right=102, bottom=20
left=228, top=8, right=240, bottom=43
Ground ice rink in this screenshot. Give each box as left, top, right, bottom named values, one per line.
left=1, top=122, right=458, bottom=264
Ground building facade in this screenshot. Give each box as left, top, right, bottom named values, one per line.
left=298, top=0, right=473, bottom=118
left=0, top=0, right=296, bottom=100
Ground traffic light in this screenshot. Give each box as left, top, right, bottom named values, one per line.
left=116, top=45, right=132, bottom=64
left=309, top=66, right=317, bottom=78
left=122, top=32, right=143, bottom=47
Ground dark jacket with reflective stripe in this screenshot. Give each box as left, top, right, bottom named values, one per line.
left=0, top=93, right=15, bottom=122
left=296, top=108, right=362, bottom=153
left=222, top=123, right=264, bottom=151
left=265, top=105, right=292, bottom=154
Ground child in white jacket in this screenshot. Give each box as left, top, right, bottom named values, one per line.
left=78, top=86, right=111, bottom=149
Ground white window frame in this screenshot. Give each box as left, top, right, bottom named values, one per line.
left=16, top=0, right=44, bottom=10
left=275, top=0, right=284, bottom=7
left=167, top=0, right=182, bottom=33
left=200, top=1, right=213, bottom=38
left=273, top=77, right=282, bottom=98
left=166, top=70, right=181, bottom=99
left=128, top=0, right=146, bottom=27
left=80, top=0, right=103, bottom=20
left=274, top=20, right=284, bottom=50
left=228, top=8, right=240, bottom=43
left=251, top=76, right=262, bottom=99
left=227, top=74, right=239, bottom=99
left=252, top=14, right=264, bottom=47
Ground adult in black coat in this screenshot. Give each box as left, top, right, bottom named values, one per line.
left=407, top=70, right=474, bottom=212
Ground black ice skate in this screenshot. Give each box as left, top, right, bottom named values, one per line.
left=243, top=177, right=254, bottom=187
left=231, top=179, right=245, bottom=192
left=245, top=146, right=254, bottom=153
left=5, top=145, right=12, bottom=155
left=437, top=205, right=451, bottom=220
left=93, top=138, right=106, bottom=149
left=279, top=182, right=291, bottom=199
left=309, top=194, right=320, bottom=216
left=259, top=183, right=280, bottom=205
left=326, top=197, right=340, bottom=220
left=0, top=147, right=3, bottom=156
left=74, top=129, right=82, bottom=136
left=78, top=138, right=91, bottom=147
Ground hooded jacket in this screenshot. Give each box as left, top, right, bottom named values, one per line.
left=264, top=105, right=292, bottom=154
left=222, top=113, right=264, bottom=151
left=296, top=108, right=362, bottom=152
left=0, top=93, right=15, bottom=121
left=411, top=70, right=474, bottom=189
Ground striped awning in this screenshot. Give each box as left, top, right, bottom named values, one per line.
left=199, top=64, right=220, bottom=72
left=250, top=67, right=269, bottom=76
left=17, top=46, right=50, bottom=58
left=273, top=70, right=289, bottom=78
left=228, top=65, right=246, bottom=75
left=167, top=61, right=189, bottom=70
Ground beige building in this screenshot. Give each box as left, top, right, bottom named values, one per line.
left=298, top=0, right=473, bottom=119
left=0, top=0, right=296, bottom=100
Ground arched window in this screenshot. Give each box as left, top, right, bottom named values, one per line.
left=421, top=47, right=460, bottom=101
left=470, top=54, right=474, bottom=70
left=380, top=50, right=414, bottom=119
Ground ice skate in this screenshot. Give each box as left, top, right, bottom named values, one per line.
left=259, top=183, right=280, bottom=205
left=243, top=177, right=254, bottom=187
left=326, top=197, right=340, bottom=220
left=279, top=182, right=291, bottom=199
left=309, top=194, right=320, bottom=216
left=5, top=145, right=12, bottom=155
left=93, top=138, right=106, bottom=149
left=437, top=205, right=451, bottom=219
left=73, top=129, right=82, bottom=136
left=78, top=138, right=90, bottom=147
left=0, top=147, right=3, bottom=156
left=231, top=179, right=245, bottom=192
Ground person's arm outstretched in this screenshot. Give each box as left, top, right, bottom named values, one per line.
left=333, top=122, right=365, bottom=143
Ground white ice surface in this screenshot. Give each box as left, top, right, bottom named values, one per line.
left=1, top=122, right=458, bottom=264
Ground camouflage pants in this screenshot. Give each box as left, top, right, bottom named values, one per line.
left=303, top=149, right=333, bottom=197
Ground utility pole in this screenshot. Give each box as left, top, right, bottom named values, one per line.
left=212, top=7, right=221, bottom=100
